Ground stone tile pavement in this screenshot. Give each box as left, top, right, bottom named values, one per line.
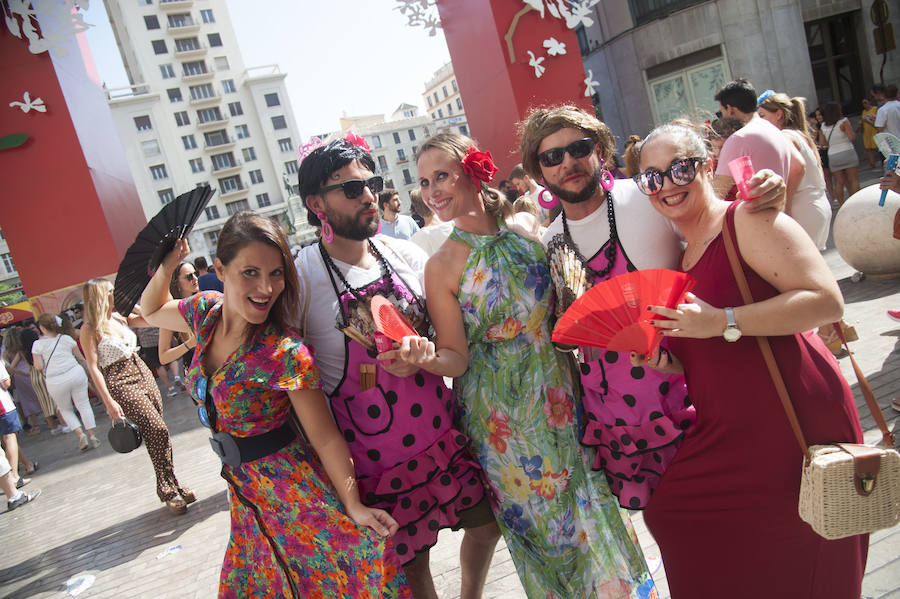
left=1, top=169, right=898, bottom=598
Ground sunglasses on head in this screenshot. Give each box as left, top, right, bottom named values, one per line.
left=320, top=176, right=384, bottom=199
left=537, top=138, right=595, bottom=167
left=634, top=157, right=705, bottom=195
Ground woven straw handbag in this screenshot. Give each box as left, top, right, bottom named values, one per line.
left=722, top=210, right=900, bottom=540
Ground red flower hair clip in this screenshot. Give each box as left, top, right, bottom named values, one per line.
left=460, top=145, right=498, bottom=186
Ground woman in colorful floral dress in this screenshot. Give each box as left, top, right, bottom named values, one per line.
left=140, top=211, right=409, bottom=598
left=390, top=133, right=656, bottom=599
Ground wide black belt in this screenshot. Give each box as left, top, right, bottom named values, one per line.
left=209, top=421, right=296, bottom=467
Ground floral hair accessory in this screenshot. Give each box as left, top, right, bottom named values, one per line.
left=298, top=136, right=324, bottom=164
left=460, top=145, right=498, bottom=185
left=344, top=130, right=371, bottom=152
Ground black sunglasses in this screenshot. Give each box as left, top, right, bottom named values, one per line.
left=634, top=157, right=705, bottom=195
left=183, top=272, right=198, bottom=281
left=537, top=138, right=595, bottom=167
left=320, top=176, right=384, bottom=199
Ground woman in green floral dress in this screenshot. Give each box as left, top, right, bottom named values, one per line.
left=386, top=133, right=657, bottom=598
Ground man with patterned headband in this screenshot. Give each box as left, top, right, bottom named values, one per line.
left=294, top=136, right=500, bottom=599
left=518, top=106, right=785, bottom=511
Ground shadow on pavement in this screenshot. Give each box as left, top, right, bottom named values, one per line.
left=0, top=489, right=227, bottom=599
left=838, top=275, right=900, bottom=305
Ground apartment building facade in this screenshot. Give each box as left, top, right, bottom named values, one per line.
left=422, top=62, right=470, bottom=138
left=102, top=0, right=311, bottom=260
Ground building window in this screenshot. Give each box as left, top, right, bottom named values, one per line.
left=205, top=230, right=219, bottom=248
left=459, top=125, right=469, bottom=136
left=211, top=152, right=236, bottom=171
left=412, top=145, right=417, bottom=156
left=160, top=63, right=175, bottom=78
left=407, top=129, right=416, bottom=141
left=158, top=188, right=175, bottom=204
left=228, top=102, right=243, bottom=117
left=174, top=37, right=199, bottom=52
left=150, top=164, right=168, bottom=180
left=182, top=134, right=197, bottom=149
left=242, top=147, right=257, bottom=162
left=402, top=169, right=413, bottom=185
left=433, top=91, right=438, bottom=104
left=284, top=160, right=297, bottom=175
left=628, top=0, right=707, bottom=26
left=144, top=15, right=159, bottom=29
left=447, top=103, right=453, bottom=115
left=204, top=129, right=229, bottom=146
left=371, top=135, right=382, bottom=149
left=189, top=157, right=205, bottom=173
left=207, top=32, right=222, bottom=47
left=167, top=13, right=193, bottom=28
left=392, top=132, right=401, bottom=144
left=1, top=253, right=16, bottom=274
left=134, top=115, right=152, bottom=131
left=235, top=124, right=250, bottom=139
left=264, top=92, right=280, bottom=107
left=442, top=85, right=448, bottom=98
left=214, top=56, right=230, bottom=71
left=167, top=88, right=183, bottom=102
left=222, top=79, right=236, bottom=93
left=271, top=116, right=287, bottom=129
left=456, top=97, right=463, bottom=110
left=249, top=169, right=264, bottom=184
left=427, top=96, right=432, bottom=107
left=226, top=199, right=249, bottom=215
left=256, top=193, right=271, bottom=208
left=219, top=175, right=242, bottom=193
left=151, top=39, right=167, bottom=54
left=200, top=9, right=215, bottom=23
left=183, top=60, right=207, bottom=76
left=141, top=139, right=160, bottom=157
left=174, top=111, right=190, bottom=126
left=377, top=155, right=388, bottom=171
left=452, top=79, right=458, bottom=92
left=437, top=108, right=443, bottom=118
left=277, top=137, right=292, bottom=152
left=431, top=112, right=436, bottom=120
left=205, top=205, right=220, bottom=221
left=646, top=55, right=728, bottom=125
left=197, top=107, right=223, bottom=123
left=190, top=83, right=215, bottom=100
left=397, top=148, right=406, bottom=161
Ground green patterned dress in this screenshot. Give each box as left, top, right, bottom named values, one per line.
left=450, top=223, right=657, bottom=599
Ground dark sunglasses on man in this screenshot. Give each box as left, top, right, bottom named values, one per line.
left=633, top=157, right=705, bottom=195
left=320, top=176, right=384, bottom=199
left=537, top=138, right=595, bottom=167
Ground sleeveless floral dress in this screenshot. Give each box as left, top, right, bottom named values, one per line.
left=450, top=223, right=657, bottom=599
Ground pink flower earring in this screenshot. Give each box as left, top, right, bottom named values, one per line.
left=316, top=211, right=334, bottom=243
left=599, top=159, right=615, bottom=192
left=538, top=178, right=559, bottom=209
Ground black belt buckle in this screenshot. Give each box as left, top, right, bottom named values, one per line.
left=209, top=432, right=242, bottom=467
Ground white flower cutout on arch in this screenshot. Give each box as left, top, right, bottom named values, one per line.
left=394, top=0, right=442, bottom=37
left=543, top=37, right=566, bottom=56
left=2, top=0, right=93, bottom=56
left=527, top=51, right=546, bottom=78
left=9, top=92, right=46, bottom=113
left=584, top=69, right=600, bottom=97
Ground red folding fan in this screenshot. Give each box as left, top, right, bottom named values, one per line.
left=552, top=269, right=695, bottom=356
left=370, top=295, right=418, bottom=342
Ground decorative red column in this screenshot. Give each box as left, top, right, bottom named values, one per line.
left=0, top=5, right=145, bottom=313
left=436, top=0, right=594, bottom=176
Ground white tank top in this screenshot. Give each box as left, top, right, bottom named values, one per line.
left=97, top=327, right=138, bottom=369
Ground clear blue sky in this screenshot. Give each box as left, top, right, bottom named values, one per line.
left=81, top=1, right=451, bottom=138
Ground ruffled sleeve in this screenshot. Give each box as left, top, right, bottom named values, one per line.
left=178, top=290, right=222, bottom=333
left=266, top=328, right=321, bottom=391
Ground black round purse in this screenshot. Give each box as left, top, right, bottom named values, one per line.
left=108, top=419, right=143, bottom=453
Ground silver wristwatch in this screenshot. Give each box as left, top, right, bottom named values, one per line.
left=723, top=307, right=742, bottom=342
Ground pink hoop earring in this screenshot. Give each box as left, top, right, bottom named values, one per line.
left=537, top=188, right=558, bottom=209
left=316, top=211, right=334, bottom=243
left=599, top=159, right=615, bottom=192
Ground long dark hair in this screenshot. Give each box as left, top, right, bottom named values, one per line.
left=216, top=211, right=299, bottom=339
left=169, top=262, right=193, bottom=300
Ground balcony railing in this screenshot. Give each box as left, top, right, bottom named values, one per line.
left=166, top=19, right=201, bottom=34
left=203, top=135, right=234, bottom=149
left=159, top=0, right=194, bottom=10
left=211, top=159, right=243, bottom=174
left=219, top=183, right=246, bottom=199
left=189, top=92, right=221, bottom=107
left=174, top=43, right=207, bottom=59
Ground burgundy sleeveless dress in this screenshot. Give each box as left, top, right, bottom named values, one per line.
left=643, top=203, right=867, bottom=598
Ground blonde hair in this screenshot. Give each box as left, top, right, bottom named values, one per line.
left=759, top=92, right=818, bottom=158
left=81, top=278, right=115, bottom=340
left=513, top=196, right=539, bottom=217
left=416, top=132, right=512, bottom=220
left=518, top=105, right=616, bottom=181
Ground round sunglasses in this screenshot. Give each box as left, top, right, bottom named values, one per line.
left=537, top=138, right=595, bottom=167
left=320, top=176, right=384, bottom=199
left=633, top=157, right=705, bottom=195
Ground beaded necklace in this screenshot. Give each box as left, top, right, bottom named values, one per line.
left=560, top=190, right=619, bottom=281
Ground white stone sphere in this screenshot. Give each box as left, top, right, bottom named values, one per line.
left=833, top=184, right=900, bottom=277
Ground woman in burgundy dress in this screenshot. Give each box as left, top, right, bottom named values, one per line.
left=630, top=122, right=867, bottom=598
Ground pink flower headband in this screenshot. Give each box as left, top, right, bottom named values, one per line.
left=297, top=130, right=372, bottom=165
left=460, top=145, right=498, bottom=186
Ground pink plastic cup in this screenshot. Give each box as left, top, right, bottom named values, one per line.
left=374, top=331, right=394, bottom=365
left=727, top=156, right=756, bottom=201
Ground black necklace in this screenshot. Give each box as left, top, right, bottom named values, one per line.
left=318, top=239, right=391, bottom=301
left=561, top=190, right=618, bottom=281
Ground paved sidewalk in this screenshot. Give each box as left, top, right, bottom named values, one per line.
left=1, top=172, right=898, bottom=598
